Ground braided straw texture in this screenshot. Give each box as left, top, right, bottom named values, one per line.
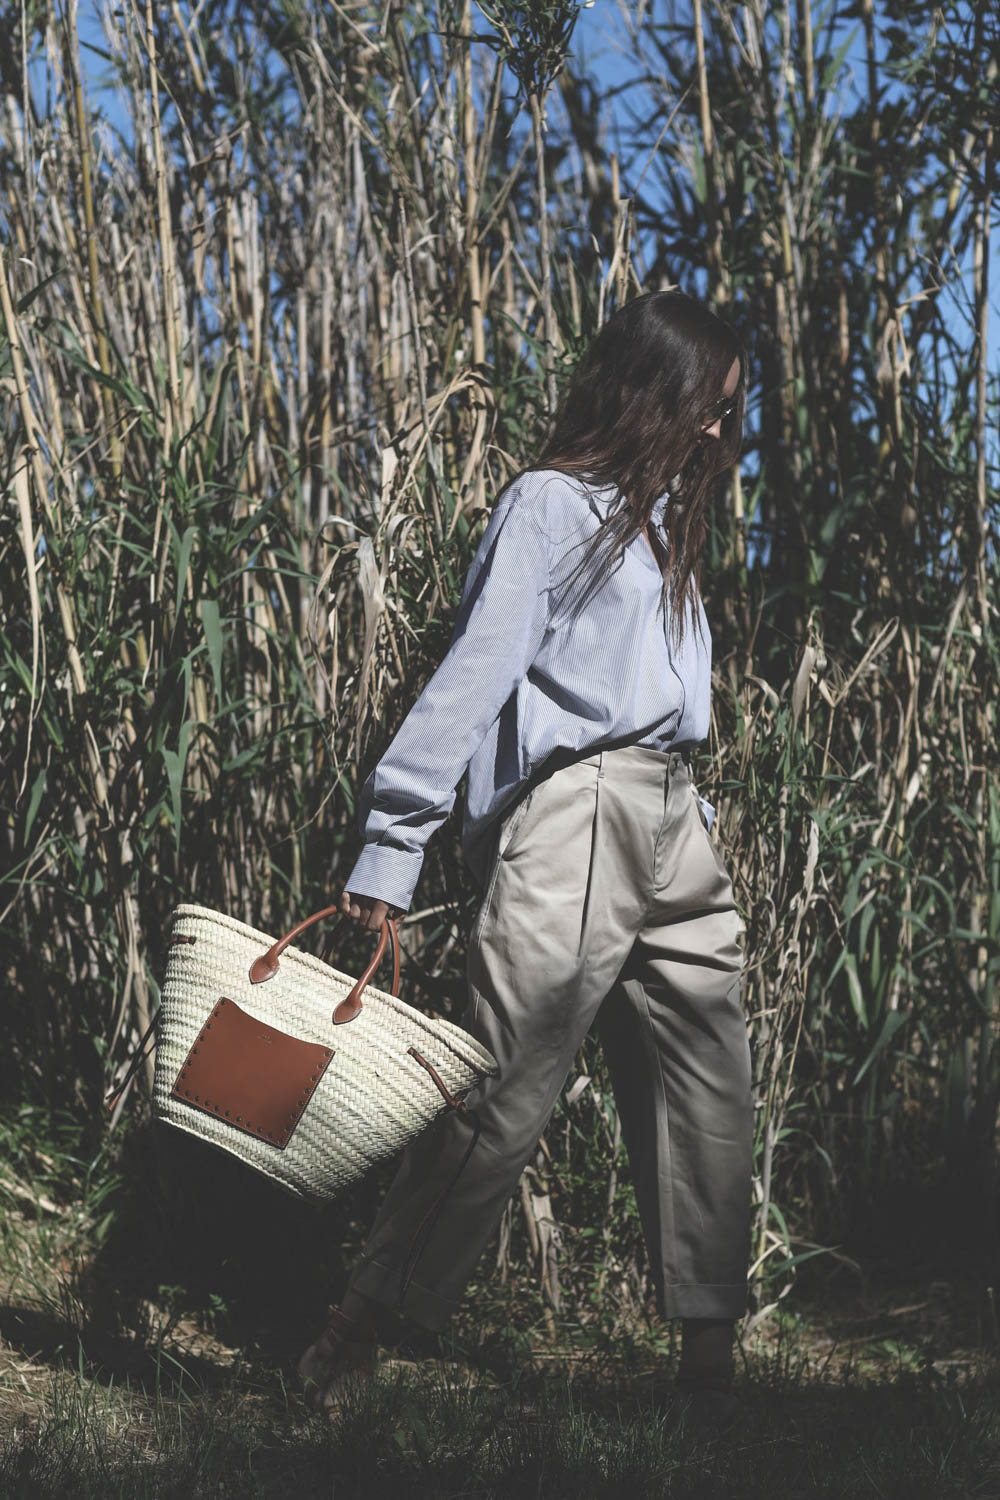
left=152, top=904, right=498, bottom=1200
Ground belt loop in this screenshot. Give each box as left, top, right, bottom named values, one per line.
left=597, top=749, right=605, bottom=778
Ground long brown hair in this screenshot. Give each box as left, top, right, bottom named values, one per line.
left=534, top=290, right=745, bottom=641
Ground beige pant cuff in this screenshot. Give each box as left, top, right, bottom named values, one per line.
left=349, top=1255, right=459, bottom=1334
left=661, top=1283, right=748, bottom=1320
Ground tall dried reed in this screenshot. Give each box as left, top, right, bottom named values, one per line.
left=1, top=0, right=996, bottom=1324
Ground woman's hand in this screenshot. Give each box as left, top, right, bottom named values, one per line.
left=340, top=887, right=401, bottom=933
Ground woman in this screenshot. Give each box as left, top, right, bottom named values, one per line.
left=299, top=290, right=753, bottom=1427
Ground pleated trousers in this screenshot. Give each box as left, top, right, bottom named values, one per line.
left=348, top=743, right=753, bottom=1328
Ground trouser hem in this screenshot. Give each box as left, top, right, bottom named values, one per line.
left=349, top=1255, right=459, bottom=1334
left=661, top=1284, right=748, bottom=1320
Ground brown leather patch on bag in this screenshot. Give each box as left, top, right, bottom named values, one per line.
left=171, top=997, right=334, bottom=1149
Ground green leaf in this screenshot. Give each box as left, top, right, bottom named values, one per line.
left=24, top=769, right=47, bottom=844
left=842, top=953, right=867, bottom=1028
left=768, top=1200, right=792, bottom=1246
left=201, top=599, right=224, bottom=707
left=222, top=745, right=261, bottom=772
left=820, top=23, right=860, bottom=92
left=16, top=270, right=64, bottom=315
left=161, top=719, right=194, bottom=854
left=172, top=524, right=198, bottom=631
left=852, top=1009, right=909, bottom=1087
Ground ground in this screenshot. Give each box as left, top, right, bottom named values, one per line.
left=0, top=1124, right=998, bottom=1497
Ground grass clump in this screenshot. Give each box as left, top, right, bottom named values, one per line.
left=1, top=1352, right=998, bottom=1499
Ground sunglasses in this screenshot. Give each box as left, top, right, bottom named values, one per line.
left=701, top=393, right=740, bottom=430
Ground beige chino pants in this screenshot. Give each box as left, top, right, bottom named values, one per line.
left=349, top=744, right=753, bottom=1328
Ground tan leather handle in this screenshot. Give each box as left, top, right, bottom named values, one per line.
left=248, top=907, right=400, bottom=1025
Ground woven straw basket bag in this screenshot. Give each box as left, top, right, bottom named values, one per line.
left=151, top=902, right=498, bottom=1202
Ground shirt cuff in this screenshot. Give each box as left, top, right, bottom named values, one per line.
left=342, top=842, right=425, bottom=913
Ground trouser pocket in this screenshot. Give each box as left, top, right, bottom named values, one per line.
left=495, top=785, right=537, bottom=862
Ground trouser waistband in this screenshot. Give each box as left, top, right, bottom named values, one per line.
left=530, top=740, right=691, bottom=793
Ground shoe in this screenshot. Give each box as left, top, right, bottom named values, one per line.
left=664, top=1381, right=746, bottom=1440
left=297, top=1303, right=376, bottom=1415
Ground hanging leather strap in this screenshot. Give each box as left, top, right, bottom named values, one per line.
left=104, top=1010, right=159, bottom=1111
left=397, top=1053, right=481, bottom=1306
left=249, top=909, right=401, bottom=1026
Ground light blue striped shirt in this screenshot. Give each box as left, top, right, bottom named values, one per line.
left=344, top=468, right=713, bottom=912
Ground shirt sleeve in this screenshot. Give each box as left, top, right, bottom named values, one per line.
left=342, top=484, right=550, bottom=912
